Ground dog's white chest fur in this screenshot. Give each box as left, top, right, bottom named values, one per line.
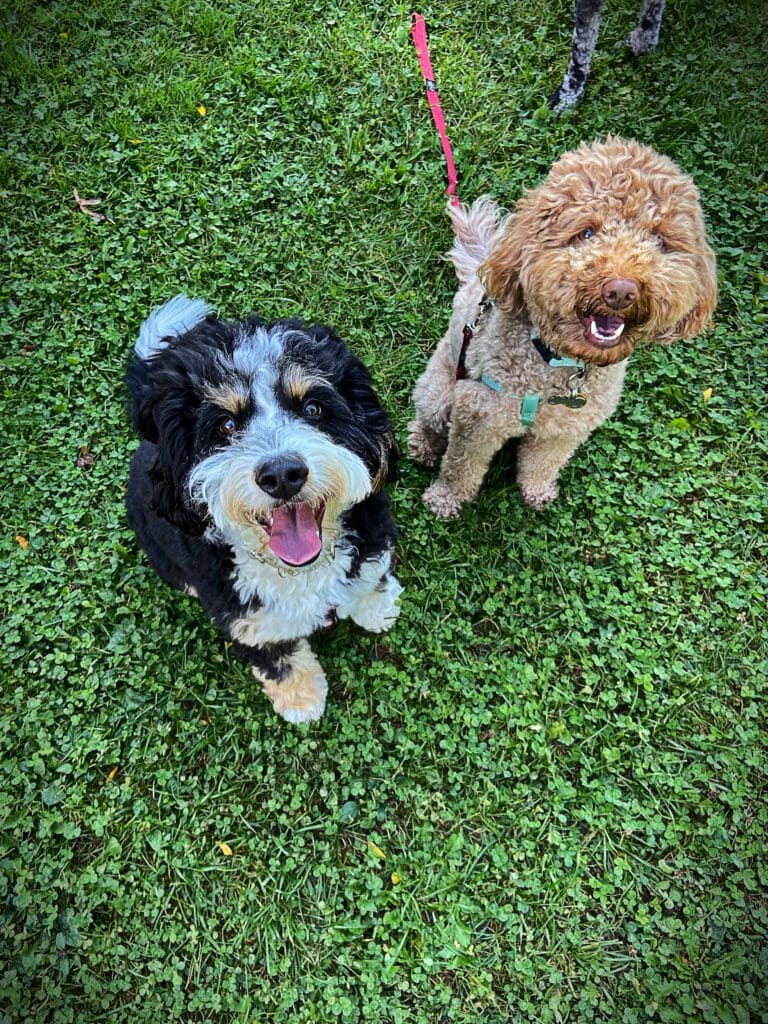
left=227, top=535, right=394, bottom=645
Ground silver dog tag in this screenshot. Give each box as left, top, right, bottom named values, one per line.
left=548, top=394, right=587, bottom=409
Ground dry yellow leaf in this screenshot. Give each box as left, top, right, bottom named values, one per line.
left=15, top=535, right=29, bottom=550
left=702, top=387, right=713, bottom=403
left=367, top=840, right=387, bottom=860
left=127, top=138, right=143, bottom=145
left=106, top=765, right=119, bottom=783
left=390, top=871, right=400, bottom=885
left=216, top=841, right=233, bottom=856
left=197, top=104, right=207, bottom=116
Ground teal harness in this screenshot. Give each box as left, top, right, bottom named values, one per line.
left=479, top=376, right=542, bottom=426
left=459, top=299, right=588, bottom=427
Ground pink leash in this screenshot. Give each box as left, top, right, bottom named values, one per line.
left=411, top=13, right=460, bottom=207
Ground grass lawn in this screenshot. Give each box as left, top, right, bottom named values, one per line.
left=1, top=0, right=767, bottom=1020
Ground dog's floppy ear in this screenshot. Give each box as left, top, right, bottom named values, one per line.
left=373, top=423, right=399, bottom=490
left=314, top=326, right=398, bottom=490
left=340, top=353, right=399, bottom=490
left=127, top=296, right=221, bottom=535
left=478, top=207, right=531, bottom=314
left=128, top=355, right=206, bottom=534
left=667, top=237, right=718, bottom=342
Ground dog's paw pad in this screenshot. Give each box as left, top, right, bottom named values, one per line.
left=422, top=482, right=463, bottom=519
left=408, top=441, right=437, bottom=467
left=519, top=482, right=558, bottom=511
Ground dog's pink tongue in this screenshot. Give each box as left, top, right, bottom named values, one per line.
left=268, top=504, right=322, bottom=566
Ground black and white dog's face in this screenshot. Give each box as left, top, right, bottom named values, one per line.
left=128, top=296, right=396, bottom=568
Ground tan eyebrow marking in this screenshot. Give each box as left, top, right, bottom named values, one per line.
left=203, top=379, right=251, bottom=415
left=281, top=365, right=330, bottom=401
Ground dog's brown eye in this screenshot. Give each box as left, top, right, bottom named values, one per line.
left=303, top=400, right=323, bottom=418
left=577, top=226, right=595, bottom=242
left=218, top=416, right=238, bottom=436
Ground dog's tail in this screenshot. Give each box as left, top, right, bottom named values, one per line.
left=445, top=197, right=506, bottom=284
left=135, top=294, right=212, bottom=360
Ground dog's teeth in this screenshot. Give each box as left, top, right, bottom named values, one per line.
left=590, top=320, right=625, bottom=342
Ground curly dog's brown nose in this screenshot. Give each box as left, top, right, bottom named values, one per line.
left=602, top=278, right=638, bottom=311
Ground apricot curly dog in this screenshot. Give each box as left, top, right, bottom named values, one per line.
left=408, top=138, right=717, bottom=518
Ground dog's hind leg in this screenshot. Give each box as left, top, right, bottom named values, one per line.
left=408, top=334, right=456, bottom=467
left=516, top=429, right=592, bottom=511
left=548, top=0, right=606, bottom=112
left=627, top=0, right=666, bottom=55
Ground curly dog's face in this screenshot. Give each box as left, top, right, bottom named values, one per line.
left=481, top=139, right=717, bottom=366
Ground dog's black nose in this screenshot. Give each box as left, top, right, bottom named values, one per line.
left=255, top=454, right=309, bottom=500
left=602, top=278, right=638, bottom=311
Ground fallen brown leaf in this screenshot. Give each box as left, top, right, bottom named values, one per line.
left=73, top=188, right=111, bottom=222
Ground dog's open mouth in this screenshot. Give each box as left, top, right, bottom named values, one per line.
left=256, top=501, right=325, bottom=567
left=582, top=314, right=626, bottom=348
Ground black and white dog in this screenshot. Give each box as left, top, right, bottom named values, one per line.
left=126, top=296, right=402, bottom=723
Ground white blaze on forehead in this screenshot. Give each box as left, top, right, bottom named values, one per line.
left=135, top=294, right=212, bottom=359
left=230, top=325, right=285, bottom=376
left=224, top=325, right=287, bottom=428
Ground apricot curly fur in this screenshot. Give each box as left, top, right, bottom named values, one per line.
left=408, top=138, right=717, bottom=517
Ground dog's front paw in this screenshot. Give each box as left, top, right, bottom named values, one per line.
left=519, top=481, right=558, bottom=511
left=407, top=419, right=445, bottom=467
left=257, top=645, right=328, bottom=724
left=422, top=481, right=465, bottom=519
left=347, top=574, right=403, bottom=633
